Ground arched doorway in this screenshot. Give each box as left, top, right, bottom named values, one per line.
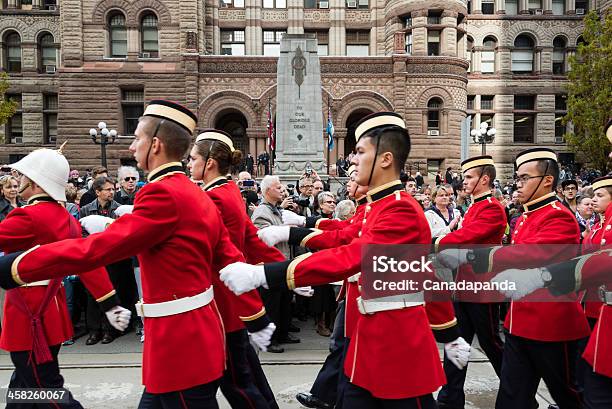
left=345, top=109, right=373, bottom=157
left=214, top=110, right=249, bottom=154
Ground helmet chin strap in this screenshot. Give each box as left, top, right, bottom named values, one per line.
left=18, top=181, right=31, bottom=195
left=523, top=161, right=550, bottom=205
left=199, top=142, right=215, bottom=183
left=366, top=135, right=382, bottom=188
left=467, top=167, right=486, bottom=196
left=145, top=119, right=165, bottom=172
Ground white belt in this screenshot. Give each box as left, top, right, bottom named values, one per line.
left=136, top=287, right=214, bottom=318
left=21, top=280, right=51, bottom=287
left=599, top=286, right=612, bottom=306
left=357, top=292, right=424, bottom=315
left=347, top=273, right=361, bottom=283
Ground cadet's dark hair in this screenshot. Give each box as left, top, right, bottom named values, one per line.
left=93, top=176, right=115, bottom=192
left=478, top=165, right=496, bottom=188
left=139, top=116, right=192, bottom=160
left=362, top=126, right=411, bottom=173
left=194, top=140, right=243, bottom=176
left=535, top=159, right=560, bottom=189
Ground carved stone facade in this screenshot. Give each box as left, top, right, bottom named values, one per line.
left=0, top=0, right=605, bottom=179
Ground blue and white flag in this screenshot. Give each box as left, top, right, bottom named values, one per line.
left=326, top=106, right=334, bottom=151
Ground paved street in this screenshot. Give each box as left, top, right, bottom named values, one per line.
left=0, top=320, right=557, bottom=408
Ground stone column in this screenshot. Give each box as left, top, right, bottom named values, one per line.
left=441, top=11, right=458, bottom=57
left=287, top=0, right=303, bottom=34
left=496, top=0, right=506, bottom=13
left=246, top=0, right=262, bottom=55
left=411, top=10, right=427, bottom=56
left=498, top=46, right=512, bottom=74
left=473, top=0, right=483, bottom=13
left=543, top=0, right=553, bottom=13
left=519, top=0, right=529, bottom=13
left=534, top=47, right=542, bottom=74
left=127, top=25, right=139, bottom=60
left=567, top=0, right=576, bottom=14
left=329, top=0, right=345, bottom=55
left=32, top=0, right=42, bottom=9
left=7, top=0, right=17, bottom=9
left=472, top=49, right=482, bottom=73
left=540, top=46, right=553, bottom=74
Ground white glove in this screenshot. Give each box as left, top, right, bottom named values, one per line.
left=294, top=286, right=314, bottom=297
left=114, top=205, right=134, bottom=217
left=257, top=226, right=290, bottom=247
left=281, top=210, right=306, bottom=226
left=436, top=249, right=469, bottom=270
left=80, top=215, right=114, bottom=234
left=249, top=322, right=276, bottom=352
left=492, top=268, right=545, bottom=300
left=220, top=262, right=267, bottom=295
left=105, top=306, right=132, bottom=332
left=445, top=337, right=471, bottom=370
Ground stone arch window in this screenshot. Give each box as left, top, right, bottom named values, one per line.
left=552, top=36, right=567, bottom=75
left=38, top=32, right=56, bottom=73
left=108, top=11, right=127, bottom=58
left=512, top=34, right=535, bottom=73
left=140, top=12, right=159, bottom=58
left=3, top=31, right=21, bottom=73
left=427, top=97, right=443, bottom=132
left=482, top=36, right=497, bottom=74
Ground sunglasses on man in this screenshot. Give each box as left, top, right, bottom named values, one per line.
left=124, top=177, right=138, bottom=182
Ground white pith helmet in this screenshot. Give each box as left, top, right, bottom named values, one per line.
left=10, top=143, right=70, bottom=202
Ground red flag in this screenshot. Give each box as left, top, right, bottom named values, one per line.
left=267, top=99, right=275, bottom=153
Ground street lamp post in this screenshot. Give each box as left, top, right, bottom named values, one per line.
left=470, top=121, right=496, bottom=155
left=89, top=122, right=118, bottom=169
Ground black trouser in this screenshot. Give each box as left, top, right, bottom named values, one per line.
left=437, top=302, right=504, bottom=409
left=343, top=382, right=437, bottom=409
left=583, top=361, right=612, bottom=409
left=310, top=301, right=346, bottom=406
left=137, top=380, right=220, bottom=409
left=245, top=339, right=278, bottom=409
left=220, top=329, right=278, bottom=409
left=495, top=331, right=583, bottom=409
left=259, top=288, right=292, bottom=342
left=8, top=345, right=83, bottom=409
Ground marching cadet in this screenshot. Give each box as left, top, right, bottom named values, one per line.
left=0, top=100, right=269, bottom=408
left=219, top=112, right=471, bottom=409
left=187, top=129, right=281, bottom=409
left=0, top=147, right=130, bottom=408
left=432, top=155, right=507, bottom=409
left=439, top=148, right=591, bottom=409
left=493, top=176, right=612, bottom=409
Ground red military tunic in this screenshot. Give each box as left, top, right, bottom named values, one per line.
left=433, top=191, right=507, bottom=302
left=545, top=205, right=612, bottom=377
left=265, top=181, right=459, bottom=399
left=0, top=195, right=118, bottom=351
left=470, top=192, right=590, bottom=342
left=203, top=176, right=284, bottom=333
left=1, top=163, right=247, bottom=393
left=581, top=205, right=611, bottom=319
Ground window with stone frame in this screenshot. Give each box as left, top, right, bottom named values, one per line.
left=221, top=30, right=245, bottom=56
left=528, top=0, right=542, bottom=10
left=5, top=94, right=22, bottom=144
left=505, top=0, right=518, bottom=15
left=552, top=36, right=567, bottom=75
left=140, top=13, right=159, bottom=58
left=552, top=0, right=565, bottom=15
left=43, top=94, right=58, bottom=144
left=554, top=94, right=567, bottom=144
left=109, top=12, right=127, bottom=58
left=263, top=0, right=286, bottom=8
left=513, top=95, right=536, bottom=143
left=219, top=0, right=244, bottom=7
left=3, top=31, right=21, bottom=73
left=346, top=30, right=369, bottom=56
left=575, top=0, right=588, bottom=12
left=427, top=98, right=443, bottom=131
left=121, top=90, right=144, bottom=135
left=512, top=35, right=535, bottom=73
left=38, top=32, right=56, bottom=73
left=263, top=30, right=285, bottom=56
left=467, top=95, right=475, bottom=112
left=466, top=36, right=474, bottom=72
left=305, top=31, right=329, bottom=56
left=481, top=36, right=497, bottom=73
left=345, top=0, right=368, bottom=9
left=427, top=30, right=441, bottom=56
left=481, top=0, right=495, bottom=14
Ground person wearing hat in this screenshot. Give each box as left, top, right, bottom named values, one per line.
left=0, top=100, right=255, bottom=408
left=438, top=147, right=590, bottom=409
left=431, top=155, right=507, bottom=409
left=219, top=111, right=470, bottom=408
left=561, top=179, right=579, bottom=214
left=0, top=148, right=129, bottom=408
left=188, top=129, right=282, bottom=409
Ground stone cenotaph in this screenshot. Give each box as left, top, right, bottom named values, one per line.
left=274, top=34, right=325, bottom=176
